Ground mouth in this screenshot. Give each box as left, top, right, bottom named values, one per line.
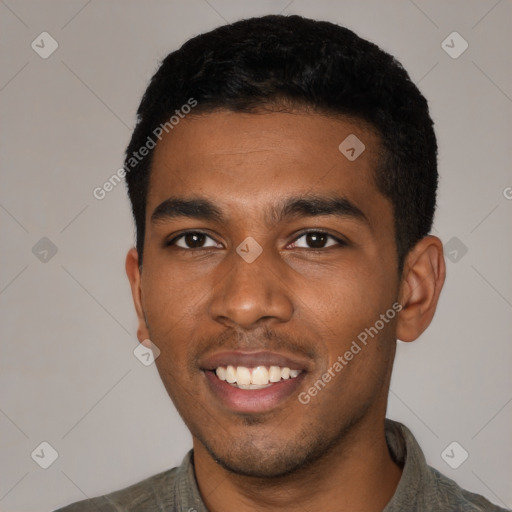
left=200, top=351, right=309, bottom=413
left=215, top=365, right=301, bottom=389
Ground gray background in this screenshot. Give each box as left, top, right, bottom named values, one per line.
left=1, top=1, right=511, bottom=510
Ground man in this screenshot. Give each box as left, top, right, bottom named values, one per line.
left=56, top=14, right=508, bottom=512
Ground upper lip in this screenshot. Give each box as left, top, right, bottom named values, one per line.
left=199, top=351, right=311, bottom=372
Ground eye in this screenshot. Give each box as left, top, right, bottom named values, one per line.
left=168, top=231, right=221, bottom=249
left=289, top=231, right=345, bottom=249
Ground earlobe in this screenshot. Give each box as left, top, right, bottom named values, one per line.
left=396, top=236, right=446, bottom=342
left=125, top=248, right=150, bottom=342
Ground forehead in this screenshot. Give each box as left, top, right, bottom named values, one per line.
left=147, top=110, right=390, bottom=225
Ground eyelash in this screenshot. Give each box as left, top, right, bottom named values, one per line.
left=165, top=230, right=347, bottom=251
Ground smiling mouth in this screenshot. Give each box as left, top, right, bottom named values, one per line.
left=214, top=365, right=302, bottom=390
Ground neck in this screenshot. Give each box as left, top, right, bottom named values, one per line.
left=193, top=417, right=402, bottom=512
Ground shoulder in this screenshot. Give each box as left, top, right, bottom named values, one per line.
left=428, top=466, right=510, bottom=512
left=53, top=466, right=180, bottom=511
left=384, top=420, right=510, bottom=512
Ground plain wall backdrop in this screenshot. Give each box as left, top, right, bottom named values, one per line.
left=1, top=1, right=511, bottom=510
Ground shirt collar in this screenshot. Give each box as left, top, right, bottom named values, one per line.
left=383, top=419, right=434, bottom=511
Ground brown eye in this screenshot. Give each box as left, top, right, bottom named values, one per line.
left=183, top=233, right=206, bottom=248
left=169, top=232, right=221, bottom=249
left=305, top=232, right=328, bottom=248
left=290, top=231, right=343, bottom=249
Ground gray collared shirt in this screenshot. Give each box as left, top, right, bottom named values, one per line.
left=55, top=419, right=509, bottom=511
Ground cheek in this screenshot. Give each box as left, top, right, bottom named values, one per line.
left=142, top=259, right=207, bottom=322
left=295, top=262, right=397, bottom=364
left=139, top=268, right=201, bottom=378
left=296, top=262, right=383, bottom=327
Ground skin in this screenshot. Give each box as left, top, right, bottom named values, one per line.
left=126, top=110, right=446, bottom=512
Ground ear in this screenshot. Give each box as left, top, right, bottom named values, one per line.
left=125, top=247, right=150, bottom=343
left=396, top=236, right=446, bottom=342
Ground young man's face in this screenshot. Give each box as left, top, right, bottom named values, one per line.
left=128, top=110, right=403, bottom=477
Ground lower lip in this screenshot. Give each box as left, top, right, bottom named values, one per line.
left=204, top=370, right=306, bottom=413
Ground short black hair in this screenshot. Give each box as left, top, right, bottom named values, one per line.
left=124, top=14, right=437, bottom=271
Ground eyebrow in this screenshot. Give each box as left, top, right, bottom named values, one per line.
left=150, top=195, right=369, bottom=227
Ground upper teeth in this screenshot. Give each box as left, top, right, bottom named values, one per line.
left=215, top=365, right=300, bottom=388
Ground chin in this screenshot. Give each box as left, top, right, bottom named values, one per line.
left=198, top=425, right=337, bottom=479
left=210, top=447, right=311, bottom=478
left=191, top=399, right=373, bottom=479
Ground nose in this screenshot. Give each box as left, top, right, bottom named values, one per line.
left=209, top=247, right=294, bottom=330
